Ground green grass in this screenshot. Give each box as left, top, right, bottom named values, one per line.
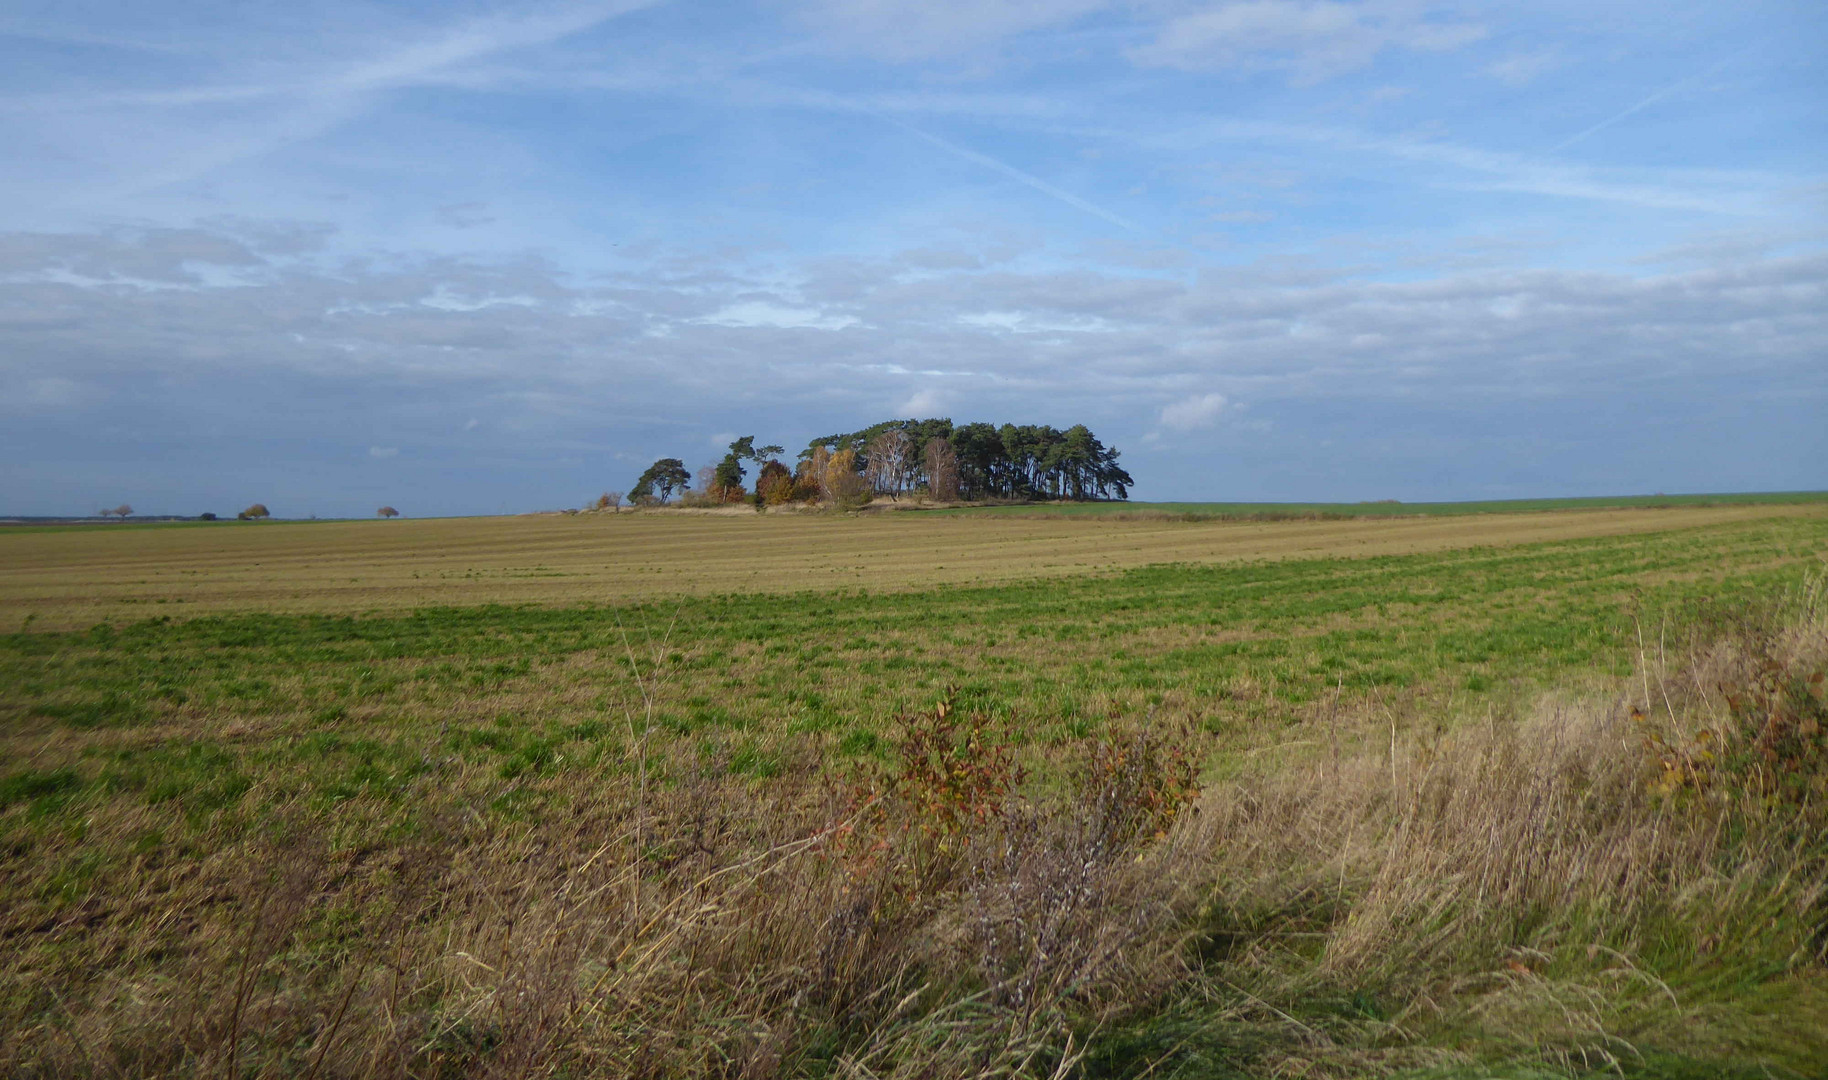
left=942, top=490, right=1828, bottom=519
left=4, top=515, right=1821, bottom=818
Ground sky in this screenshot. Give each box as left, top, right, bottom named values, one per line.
left=1, top=0, right=1824, bottom=516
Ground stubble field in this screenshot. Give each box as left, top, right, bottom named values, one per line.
left=2, top=503, right=1826, bottom=1079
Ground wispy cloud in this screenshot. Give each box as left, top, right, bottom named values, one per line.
left=1149, top=117, right=1786, bottom=214
left=1549, top=47, right=1751, bottom=154
left=790, top=0, right=1107, bottom=62
left=1484, top=50, right=1562, bottom=87
left=887, top=117, right=1135, bottom=230
left=1129, top=1, right=1486, bottom=83
left=36, top=1, right=665, bottom=203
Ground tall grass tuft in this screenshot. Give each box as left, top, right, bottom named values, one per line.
left=1163, top=575, right=1828, bottom=1076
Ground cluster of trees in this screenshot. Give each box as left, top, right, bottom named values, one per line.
left=629, top=418, right=1132, bottom=508
left=97, top=504, right=133, bottom=519
left=806, top=419, right=1133, bottom=502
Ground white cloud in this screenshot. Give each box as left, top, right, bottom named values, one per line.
left=4, top=221, right=1823, bottom=501
left=899, top=387, right=947, bottom=415
left=698, top=302, right=859, bottom=330
left=959, top=310, right=1118, bottom=333
left=1158, top=392, right=1229, bottom=431
left=1128, top=2, right=1486, bottom=83
left=792, top=0, right=1107, bottom=61
left=1485, top=50, right=1562, bottom=87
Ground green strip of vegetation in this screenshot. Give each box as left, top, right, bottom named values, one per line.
left=938, top=490, right=1828, bottom=519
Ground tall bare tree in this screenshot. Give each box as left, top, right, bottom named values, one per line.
left=864, top=428, right=913, bottom=500
left=801, top=445, right=832, bottom=501
left=923, top=438, right=960, bottom=501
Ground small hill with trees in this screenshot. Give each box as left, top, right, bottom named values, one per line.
left=628, top=417, right=1132, bottom=510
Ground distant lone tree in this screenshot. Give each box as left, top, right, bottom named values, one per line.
left=199, top=512, right=218, bottom=521
left=630, top=458, right=690, bottom=503
left=592, top=491, right=623, bottom=512
left=101, top=504, right=133, bottom=519
left=377, top=506, right=399, bottom=518
left=238, top=503, right=270, bottom=521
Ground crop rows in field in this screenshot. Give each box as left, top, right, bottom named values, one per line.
left=3, top=503, right=1820, bottom=632
left=3, top=513, right=1823, bottom=835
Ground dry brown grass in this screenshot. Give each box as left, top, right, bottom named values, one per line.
left=1173, top=577, right=1828, bottom=1075
left=5, top=504, right=1823, bottom=630
left=0, top=698, right=1205, bottom=1079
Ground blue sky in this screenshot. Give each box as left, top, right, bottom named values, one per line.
left=1, top=0, right=1823, bottom=516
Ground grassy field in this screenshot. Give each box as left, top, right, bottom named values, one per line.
left=2, top=506, right=1826, bottom=1077
left=3, top=502, right=1823, bottom=631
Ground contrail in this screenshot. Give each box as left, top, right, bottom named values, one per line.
left=886, top=117, right=1136, bottom=230
left=1550, top=47, right=1750, bottom=154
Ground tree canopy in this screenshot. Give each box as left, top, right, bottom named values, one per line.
left=710, top=436, right=786, bottom=498
left=803, top=418, right=1131, bottom=501
left=630, top=458, right=691, bottom=503
left=625, top=420, right=1129, bottom=510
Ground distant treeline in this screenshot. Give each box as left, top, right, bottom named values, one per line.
left=803, top=418, right=1133, bottom=502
